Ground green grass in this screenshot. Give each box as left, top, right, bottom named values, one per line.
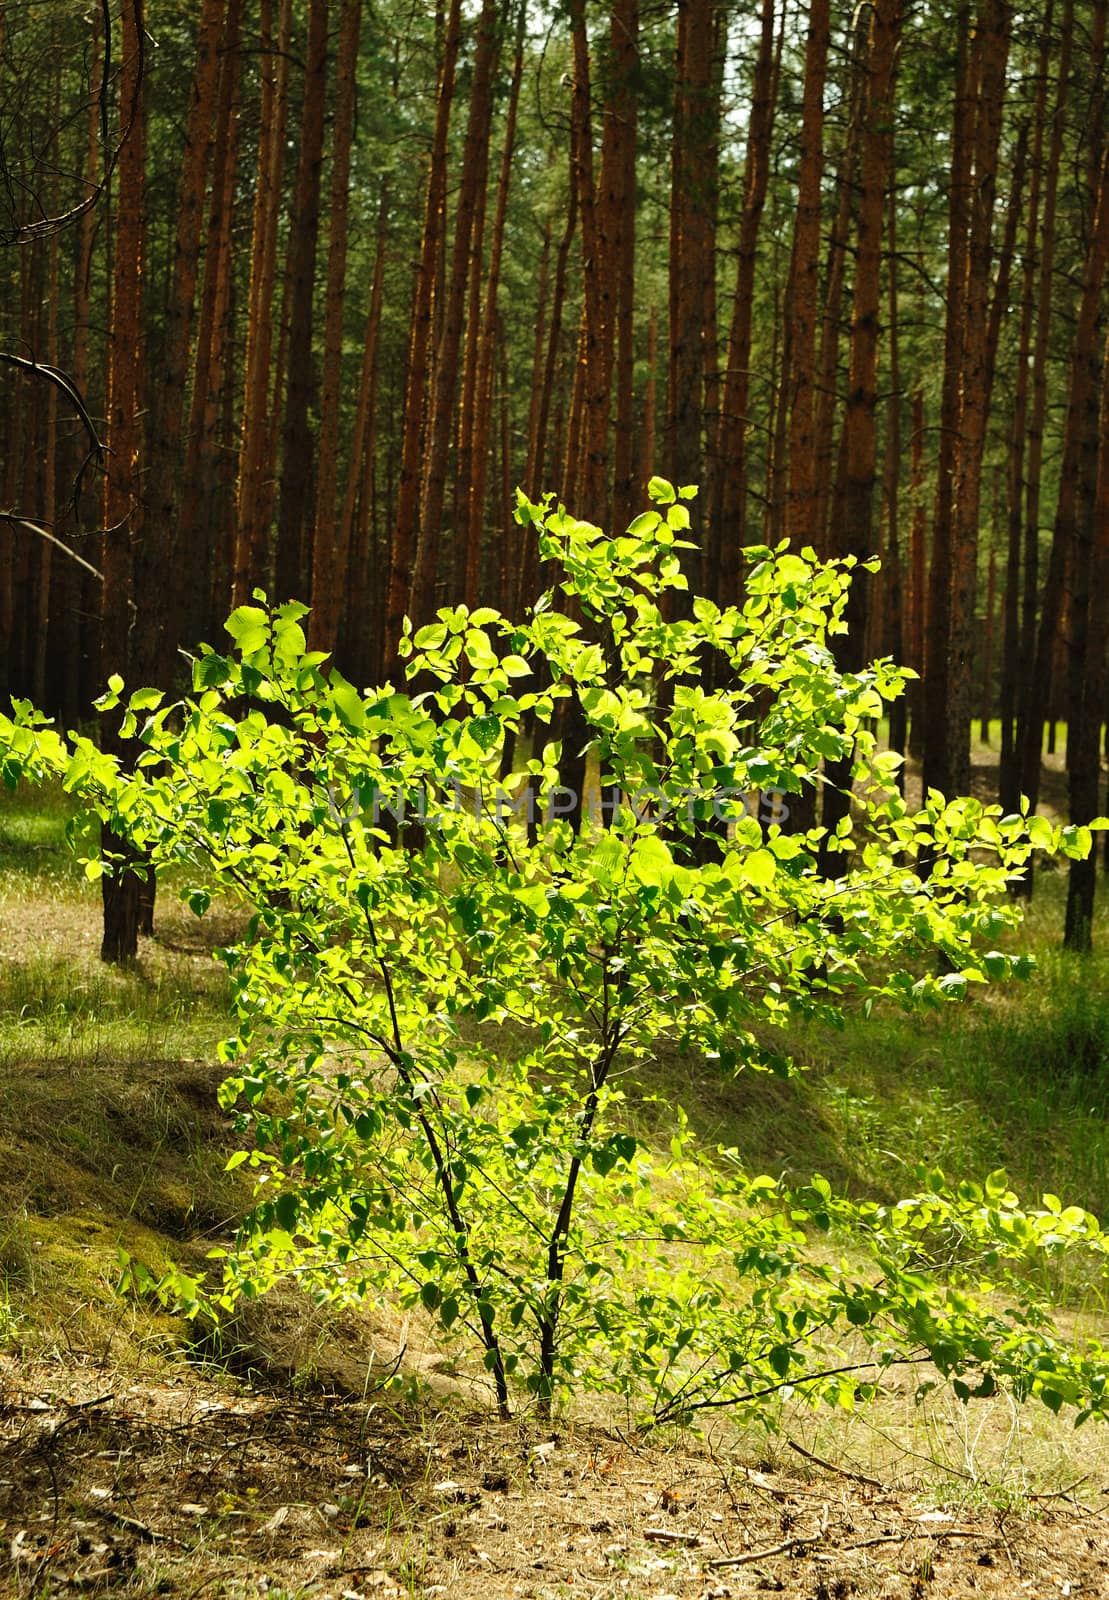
left=2, top=777, right=1108, bottom=1377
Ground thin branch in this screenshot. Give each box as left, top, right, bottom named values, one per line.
left=0, top=514, right=104, bottom=581
left=787, top=1437, right=885, bottom=1489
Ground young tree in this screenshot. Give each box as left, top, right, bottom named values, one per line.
left=5, top=487, right=1106, bottom=1427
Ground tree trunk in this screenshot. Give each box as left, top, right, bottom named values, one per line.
left=382, top=0, right=463, bottom=667
left=275, top=0, right=329, bottom=603
left=141, top=0, right=222, bottom=679
left=1019, top=136, right=1109, bottom=846
left=563, top=0, right=614, bottom=524
left=309, top=0, right=363, bottom=655
left=234, top=0, right=293, bottom=608
left=462, top=2, right=526, bottom=609
left=410, top=0, right=499, bottom=628
left=883, top=186, right=906, bottom=771
left=942, top=0, right=1012, bottom=797
left=1000, top=7, right=1052, bottom=809
left=606, top=0, right=639, bottom=539
left=100, top=0, right=146, bottom=964
left=667, top=0, right=717, bottom=509
left=532, top=188, right=577, bottom=500
left=921, top=6, right=973, bottom=801
left=338, top=180, right=390, bottom=683
left=819, top=0, right=901, bottom=872
left=784, top=0, right=830, bottom=550
left=178, top=0, right=243, bottom=637
left=1064, top=314, right=1109, bottom=947
left=1014, top=0, right=1073, bottom=823
left=713, top=0, right=776, bottom=600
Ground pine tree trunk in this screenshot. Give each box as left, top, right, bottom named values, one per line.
left=463, top=3, right=526, bottom=609
left=1019, top=137, right=1109, bottom=842
left=564, top=0, right=613, bottom=524
left=1065, top=315, right=1109, bottom=947
left=921, top=6, right=973, bottom=800
left=819, top=0, right=901, bottom=871
left=310, top=0, right=363, bottom=655
left=178, top=0, right=243, bottom=636
left=883, top=190, right=906, bottom=770
left=605, top=0, right=639, bottom=538
left=275, top=0, right=329, bottom=603
left=943, top=0, right=1012, bottom=798
left=382, top=0, right=463, bottom=667
left=1015, top=0, right=1073, bottom=820
left=667, top=0, right=716, bottom=508
left=410, top=0, right=499, bottom=628
left=1000, top=10, right=1052, bottom=809
left=713, top=0, right=776, bottom=600
left=100, top=0, right=146, bottom=965
left=784, top=0, right=830, bottom=550
left=338, top=180, right=390, bottom=683
left=234, top=0, right=293, bottom=608
left=907, top=383, right=927, bottom=757
left=533, top=188, right=577, bottom=499
left=141, top=0, right=222, bottom=679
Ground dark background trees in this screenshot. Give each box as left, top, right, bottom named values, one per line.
left=1, top=0, right=1107, bottom=951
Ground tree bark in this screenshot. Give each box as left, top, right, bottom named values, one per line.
left=819, top=0, right=901, bottom=872
left=382, top=0, right=462, bottom=667
left=462, top=2, right=526, bottom=609
left=942, top=0, right=1012, bottom=797
left=410, top=0, right=499, bottom=628
left=667, top=0, right=717, bottom=508
left=234, top=0, right=293, bottom=608
left=310, top=0, right=364, bottom=655
left=275, top=0, right=330, bottom=602
left=141, top=0, right=222, bottom=679
left=784, top=0, right=830, bottom=550
left=1019, top=137, right=1109, bottom=846
left=713, top=0, right=776, bottom=600
left=1065, top=315, right=1109, bottom=947
left=100, top=0, right=146, bottom=964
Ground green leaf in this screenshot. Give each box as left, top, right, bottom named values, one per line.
left=330, top=677, right=367, bottom=730
left=647, top=475, right=675, bottom=504
left=629, top=834, right=674, bottom=886
left=731, top=847, right=775, bottom=889
left=768, top=1345, right=792, bottom=1378
left=1027, top=815, right=1055, bottom=850
left=470, top=714, right=501, bottom=752
left=226, top=605, right=269, bottom=655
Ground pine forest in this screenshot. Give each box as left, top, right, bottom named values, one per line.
left=1, top=0, right=1108, bottom=945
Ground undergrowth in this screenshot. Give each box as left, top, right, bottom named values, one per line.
left=0, top=780, right=1107, bottom=1395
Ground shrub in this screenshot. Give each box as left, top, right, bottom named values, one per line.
left=3, top=482, right=1108, bottom=1425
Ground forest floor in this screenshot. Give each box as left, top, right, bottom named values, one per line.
left=5, top=1345, right=1109, bottom=1600
left=2, top=742, right=1109, bottom=1599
